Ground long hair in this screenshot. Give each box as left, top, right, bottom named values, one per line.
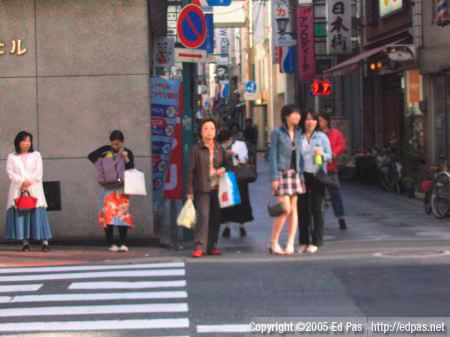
left=14, top=131, right=34, bottom=154
left=300, top=109, right=320, bottom=132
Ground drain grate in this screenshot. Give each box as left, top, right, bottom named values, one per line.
left=374, top=250, right=450, bottom=258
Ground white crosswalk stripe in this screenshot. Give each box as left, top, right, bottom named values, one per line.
left=0, top=262, right=190, bottom=336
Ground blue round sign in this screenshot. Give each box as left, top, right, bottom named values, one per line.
left=177, top=5, right=207, bottom=49
left=245, top=81, right=257, bottom=94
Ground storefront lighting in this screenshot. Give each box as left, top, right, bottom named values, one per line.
left=377, top=61, right=383, bottom=69
left=369, top=63, right=376, bottom=70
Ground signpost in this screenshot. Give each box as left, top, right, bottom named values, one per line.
left=177, top=4, right=207, bottom=49
left=245, top=81, right=257, bottom=94
left=175, top=48, right=207, bottom=63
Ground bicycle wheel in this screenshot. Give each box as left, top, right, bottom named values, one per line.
left=378, top=163, right=397, bottom=192
left=431, top=173, right=450, bottom=219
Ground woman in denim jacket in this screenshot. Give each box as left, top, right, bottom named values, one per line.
left=297, top=111, right=332, bottom=254
left=269, top=104, right=305, bottom=255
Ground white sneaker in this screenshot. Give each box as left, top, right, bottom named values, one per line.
left=306, top=245, right=318, bottom=253
left=119, top=245, right=129, bottom=252
left=297, top=245, right=308, bottom=254
left=109, top=244, right=120, bottom=252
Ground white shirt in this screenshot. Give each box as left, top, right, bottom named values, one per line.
left=302, top=136, right=316, bottom=173
left=230, top=140, right=248, bottom=166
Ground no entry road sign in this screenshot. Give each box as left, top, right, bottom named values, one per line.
left=177, top=4, right=207, bottom=49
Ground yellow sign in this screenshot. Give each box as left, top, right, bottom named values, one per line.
left=0, top=39, right=27, bottom=56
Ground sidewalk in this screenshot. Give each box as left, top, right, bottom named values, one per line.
left=1, top=155, right=449, bottom=267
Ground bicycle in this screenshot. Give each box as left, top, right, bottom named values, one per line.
left=374, top=147, right=402, bottom=194
left=430, top=158, right=450, bottom=219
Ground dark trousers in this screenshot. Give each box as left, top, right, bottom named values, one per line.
left=298, top=172, right=325, bottom=246
left=326, top=173, right=345, bottom=218
left=194, top=190, right=220, bottom=251
left=105, top=225, right=128, bottom=246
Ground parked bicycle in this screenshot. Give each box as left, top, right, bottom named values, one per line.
left=374, top=147, right=402, bottom=194
left=429, top=158, right=450, bottom=219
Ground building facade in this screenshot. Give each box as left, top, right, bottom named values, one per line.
left=0, top=0, right=165, bottom=239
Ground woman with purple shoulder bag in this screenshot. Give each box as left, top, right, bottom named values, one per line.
left=88, top=130, right=135, bottom=252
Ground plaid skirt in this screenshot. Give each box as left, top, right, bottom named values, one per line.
left=275, top=169, right=305, bottom=196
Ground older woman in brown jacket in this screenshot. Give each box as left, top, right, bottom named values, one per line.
left=187, top=118, right=226, bottom=258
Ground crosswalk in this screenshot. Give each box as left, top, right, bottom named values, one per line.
left=0, top=261, right=191, bottom=336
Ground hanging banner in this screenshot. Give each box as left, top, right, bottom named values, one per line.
left=214, top=28, right=230, bottom=65
left=272, top=0, right=296, bottom=47
left=327, top=0, right=352, bottom=55
left=164, top=85, right=184, bottom=200
left=151, top=78, right=182, bottom=209
left=280, top=46, right=296, bottom=74
left=297, top=5, right=316, bottom=81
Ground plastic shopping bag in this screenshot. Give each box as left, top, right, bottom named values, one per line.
left=124, top=169, right=147, bottom=196
left=218, top=171, right=241, bottom=208
left=177, top=199, right=196, bottom=229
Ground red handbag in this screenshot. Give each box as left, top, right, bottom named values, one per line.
left=15, top=192, right=38, bottom=212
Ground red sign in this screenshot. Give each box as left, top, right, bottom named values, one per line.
left=311, top=80, right=332, bottom=96
left=177, top=4, right=207, bottom=49
left=164, top=84, right=184, bottom=199
left=297, top=5, right=316, bottom=81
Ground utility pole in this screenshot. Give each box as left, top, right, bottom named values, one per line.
left=245, top=0, right=254, bottom=120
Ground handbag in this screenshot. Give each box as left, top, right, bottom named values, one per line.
left=267, top=196, right=285, bottom=217
left=15, top=191, right=38, bottom=212
left=233, top=164, right=257, bottom=184
left=124, top=169, right=147, bottom=196
left=95, top=153, right=125, bottom=188
left=315, top=168, right=340, bottom=189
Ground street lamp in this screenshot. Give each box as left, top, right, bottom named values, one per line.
left=276, top=17, right=290, bottom=36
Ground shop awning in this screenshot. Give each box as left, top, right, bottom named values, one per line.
left=323, top=39, right=404, bottom=77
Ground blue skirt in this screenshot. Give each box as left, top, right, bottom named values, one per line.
left=5, top=207, right=52, bottom=240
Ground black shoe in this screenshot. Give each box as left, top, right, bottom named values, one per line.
left=21, top=244, right=30, bottom=252
left=239, top=227, right=247, bottom=237
left=42, top=244, right=50, bottom=252
left=222, top=227, right=231, bottom=238
left=339, top=219, right=347, bottom=230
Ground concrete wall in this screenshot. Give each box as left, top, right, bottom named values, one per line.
left=0, top=0, right=153, bottom=239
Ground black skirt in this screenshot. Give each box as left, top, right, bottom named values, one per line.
left=220, top=182, right=254, bottom=224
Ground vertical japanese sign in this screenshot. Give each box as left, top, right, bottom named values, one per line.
left=327, top=0, right=352, bottom=55
left=272, top=0, right=296, bottom=64
left=164, top=84, right=184, bottom=200
left=153, top=38, right=175, bottom=68
left=200, top=14, right=215, bottom=54
left=151, top=78, right=181, bottom=210
left=297, top=5, right=316, bottom=81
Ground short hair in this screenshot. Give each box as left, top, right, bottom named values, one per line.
left=318, top=112, right=332, bottom=128
left=300, top=109, right=320, bottom=131
left=198, top=118, right=218, bottom=138
left=281, top=104, right=301, bottom=126
left=14, top=131, right=34, bottom=154
left=110, top=130, right=125, bottom=142
left=217, top=129, right=232, bottom=143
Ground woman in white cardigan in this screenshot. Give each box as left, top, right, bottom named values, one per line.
left=5, top=131, right=52, bottom=252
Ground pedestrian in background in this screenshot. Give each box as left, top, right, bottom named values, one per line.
left=5, top=131, right=52, bottom=252
left=230, top=122, right=244, bottom=141
left=318, top=112, right=348, bottom=230
left=217, top=128, right=254, bottom=239
left=298, top=111, right=332, bottom=254
left=88, top=130, right=135, bottom=252
left=244, top=118, right=258, bottom=166
left=187, top=118, right=226, bottom=258
left=269, top=104, right=305, bottom=255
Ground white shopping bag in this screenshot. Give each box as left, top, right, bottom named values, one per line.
left=177, top=199, right=196, bottom=229
left=124, top=169, right=147, bottom=196
left=218, top=172, right=241, bottom=208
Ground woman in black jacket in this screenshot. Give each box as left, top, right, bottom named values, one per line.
left=88, top=130, right=135, bottom=252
